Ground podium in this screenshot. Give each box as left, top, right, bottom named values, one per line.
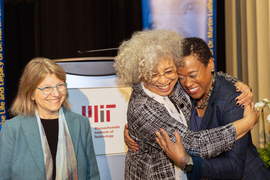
left=54, top=57, right=131, bottom=180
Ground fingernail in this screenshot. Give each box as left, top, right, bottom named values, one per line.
left=136, top=148, right=139, bottom=150
left=235, top=98, right=238, bottom=102
left=134, top=142, right=137, bottom=144
left=159, top=128, right=161, bottom=131
left=236, top=103, right=240, bottom=106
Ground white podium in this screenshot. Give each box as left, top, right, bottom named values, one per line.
left=55, top=58, right=131, bottom=180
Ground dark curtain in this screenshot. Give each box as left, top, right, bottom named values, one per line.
left=4, top=1, right=36, bottom=118
left=4, top=0, right=226, bottom=119
left=34, top=0, right=142, bottom=58
left=4, top=0, right=143, bottom=118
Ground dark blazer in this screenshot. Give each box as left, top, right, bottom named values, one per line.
left=0, top=108, right=100, bottom=180
left=188, top=74, right=270, bottom=180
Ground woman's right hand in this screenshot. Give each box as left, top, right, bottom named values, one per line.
left=243, top=103, right=260, bottom=129
left=124, top=123, right=139, bottom=151
left=233, top=103, right=260, bottom=140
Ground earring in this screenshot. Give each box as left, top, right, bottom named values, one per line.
left=211, top=69, right=215, bottom=73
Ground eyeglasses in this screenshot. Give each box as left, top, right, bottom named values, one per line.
left=36, top=83, right=67, bottom=95
left=151, top=69, right=177, bottom=82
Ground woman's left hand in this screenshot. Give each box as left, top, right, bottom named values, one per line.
left=155, top=128, right=190, bottom=169
left=235, top=82, right=253, bottom=108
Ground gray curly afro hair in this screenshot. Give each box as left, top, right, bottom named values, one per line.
left=114, top=29, right=183, bottom=86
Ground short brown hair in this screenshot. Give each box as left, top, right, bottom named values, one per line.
left=10, top=57, right=71, bottom=116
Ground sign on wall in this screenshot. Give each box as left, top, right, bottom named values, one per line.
left=68, top=87, right=132, bottom=155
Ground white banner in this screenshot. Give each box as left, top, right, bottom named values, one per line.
left=68, top=87, right=132, bottom=155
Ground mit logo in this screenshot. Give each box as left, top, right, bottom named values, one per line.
left=82, top=104, right=116, bottom=123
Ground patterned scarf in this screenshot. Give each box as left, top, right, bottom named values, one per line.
left=36, top=107, right=78, bottom=180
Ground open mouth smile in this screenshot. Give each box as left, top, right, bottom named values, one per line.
left=158, top=84, right=170, bottom=89
left=48, top=99, right=60, bottom=103
left=156, top=82, right=172, bottom=92
left=187, top=86, right=199, bottom=94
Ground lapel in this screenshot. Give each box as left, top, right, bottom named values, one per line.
left=199, top=74, right=221, bottom=131
left=63, top=109, right=80, bottom=157
left=20, top=115, right=45, bottom=175
left=20, top=109, right=81, bottom=174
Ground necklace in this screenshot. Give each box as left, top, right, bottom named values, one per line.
left=195, top=73, right=215, bottom=109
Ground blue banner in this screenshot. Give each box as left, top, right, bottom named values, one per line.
left=0, top=0, right=7, bottom=131
left=206, top=0, right=216, bottom=69
left=142, top=0, right=216, bottom=68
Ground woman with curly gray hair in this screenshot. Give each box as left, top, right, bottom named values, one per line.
left=115, top=29, right=257, bottom=180
left=115, top=29, right=183, bottom=86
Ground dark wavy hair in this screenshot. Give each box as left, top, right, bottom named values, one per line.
left=181, top=37, right=212, bottom=67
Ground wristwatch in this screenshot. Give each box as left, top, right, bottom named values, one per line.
left=184, top=156, right=194, bottom=173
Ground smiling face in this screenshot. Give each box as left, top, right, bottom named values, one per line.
left=178, top=55, right=214, bottom=101
left=31, top=73, right=66, bottom=119
left=144, top=58, right=178, bottom=96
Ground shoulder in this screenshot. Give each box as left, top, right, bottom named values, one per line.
left=0, top=115, right=35, bottom=139
left=4, top=115, right=23, bottom=125
left=64, top=108, right=88, bottom=120
left=129, top=85, right=148, bottom=104
left=62, top=108, right=90, bottom=129
left=212, top=75, right=243, bottom=114
left=63, top=109, right=92, bottom=135
left=129, top=85, right=163, bottom=107
left=128, top=85, right=152, bottom=110
left=128, top=86, right=167, bottom=120
left=2, top=115, right=33, bottom=128
left=214, top=74, right=240, bottom=100
left=63, top=108, right=90, bottom=126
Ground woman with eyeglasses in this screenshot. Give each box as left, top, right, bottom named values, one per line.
left=114, top=29, right=258, bottom=180
left=0, top=58, right=100, bottom=180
